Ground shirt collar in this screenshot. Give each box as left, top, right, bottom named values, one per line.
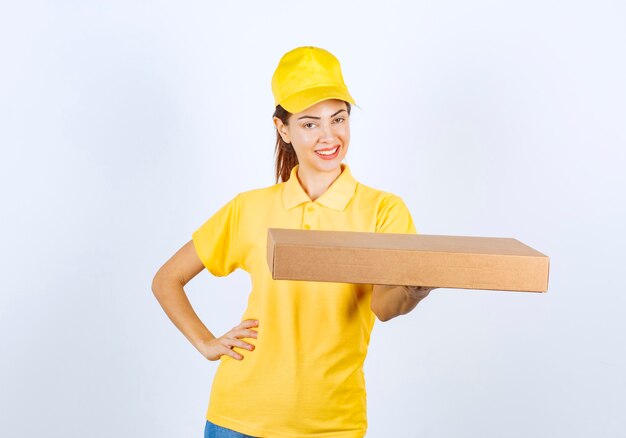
left=282, top=163, right=358, bottom=211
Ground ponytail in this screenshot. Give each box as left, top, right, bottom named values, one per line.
left=273, top=105, right=298, bottom=183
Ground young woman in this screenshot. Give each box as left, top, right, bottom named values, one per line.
left=152, top=46, right=435, bottom=438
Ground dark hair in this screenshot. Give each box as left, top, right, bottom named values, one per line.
left=273, top=101, right=352, bottom=184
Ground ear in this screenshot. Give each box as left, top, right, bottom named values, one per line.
left=273, top=116, right=291, bottom=144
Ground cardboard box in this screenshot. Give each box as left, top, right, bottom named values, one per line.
left=266, top=228, right=549, bottom=293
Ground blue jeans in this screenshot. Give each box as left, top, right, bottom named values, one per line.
left=204, top=420, right=259, bottom=438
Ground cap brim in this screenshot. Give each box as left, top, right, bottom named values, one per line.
left=280, top=85, right=356, bottom=114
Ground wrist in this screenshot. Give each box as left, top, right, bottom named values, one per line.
left=192, top=332, right=217, bottom=350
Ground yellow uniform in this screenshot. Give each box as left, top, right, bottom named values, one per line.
left=192, top=163, right=416, bottom=437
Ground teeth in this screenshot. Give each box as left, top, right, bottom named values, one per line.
left=316, top=146, right=339, bottom=156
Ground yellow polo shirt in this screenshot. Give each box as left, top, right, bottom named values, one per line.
left=192, top=163, right=416, bottom=438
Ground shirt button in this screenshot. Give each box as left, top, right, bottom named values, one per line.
left=307, top=206, right=314, bottom=213
left=304, top=224, right=311, bottom=230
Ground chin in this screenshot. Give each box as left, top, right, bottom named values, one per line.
left=316, top=160, right=343, bottom=171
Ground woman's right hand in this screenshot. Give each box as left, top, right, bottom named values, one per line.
left=197, top=319, right=259, bottom=361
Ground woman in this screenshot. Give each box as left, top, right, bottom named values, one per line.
left=152, top=46, right=435, bottom=438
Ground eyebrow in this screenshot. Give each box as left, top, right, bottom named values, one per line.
left=297, top=109, right=347, bottom=120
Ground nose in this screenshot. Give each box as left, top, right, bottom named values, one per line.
left=319, top=122, right=334, bottom=142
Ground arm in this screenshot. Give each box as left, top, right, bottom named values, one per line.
left=151, top=240, right=214, bottom=349
left=151, top=240, right=257, bottom=360
left=372, top=195, right=432, bottom=321
left=371, top=284, right=435, bottom=322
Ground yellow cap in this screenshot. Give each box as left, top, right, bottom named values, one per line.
left=271, top=46, right=356, bottom=114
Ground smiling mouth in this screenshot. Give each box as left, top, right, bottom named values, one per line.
left=315, top=145, right=340, bottom=156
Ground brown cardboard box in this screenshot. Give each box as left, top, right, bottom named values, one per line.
left=267, top=228, right=550, bottom=292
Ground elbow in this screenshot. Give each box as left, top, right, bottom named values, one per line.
left=371, top=300, right=404, bottom=322
left=371, top=285, right=398, bottom=322
left=152, top=266, right=186, bottom=298
left=376, top=313, right=397, bottom=322
left=151, top=272, right=161, bottom=296
left=151, top=268, right=167, bottom=297
left=370, top=304, right=392, bottom=322
left=376, top=314, right=391, bottom=322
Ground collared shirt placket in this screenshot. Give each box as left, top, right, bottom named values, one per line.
left=302, top=202, right=320, bottom=230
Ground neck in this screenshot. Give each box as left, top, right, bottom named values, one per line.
left=296, top=164, right=344, bottom=202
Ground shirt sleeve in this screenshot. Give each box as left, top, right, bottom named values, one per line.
left=192, top=194, right=242, bottom=277
left=375, top=194, right=417, bottom=234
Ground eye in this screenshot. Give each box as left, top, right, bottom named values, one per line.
left=303, top=122, right=316, bottom=129
left=334, top=117, right=345, bottom=123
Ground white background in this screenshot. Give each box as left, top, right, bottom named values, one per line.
left=1, top=1, right=625, bottom=437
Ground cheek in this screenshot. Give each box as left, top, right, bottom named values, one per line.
left=338, top=126, right=350, bottom=142
left=293, top=130, right=318, bottom=147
